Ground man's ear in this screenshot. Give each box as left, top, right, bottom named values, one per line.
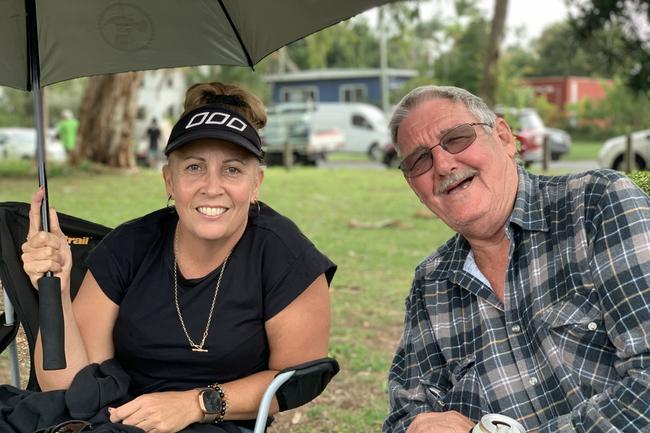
left=494, top=117, right=517, bottom=158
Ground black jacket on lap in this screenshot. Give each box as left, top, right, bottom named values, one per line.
left=0, top=359, right=239, bottom=433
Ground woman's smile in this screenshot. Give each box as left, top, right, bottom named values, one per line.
left=196, top=206, right=228, bottom=217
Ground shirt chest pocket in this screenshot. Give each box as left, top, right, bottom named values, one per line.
left=538, top=290, right=610, bottom=353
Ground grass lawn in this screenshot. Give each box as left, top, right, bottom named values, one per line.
left=0, top=162, right=453, bottom=433
left=562, top=139, right=602, bottom=162
left=327, top=151, right=371, bottom=162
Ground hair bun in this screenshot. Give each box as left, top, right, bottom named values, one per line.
left=205, top=93, right=246, bottom=107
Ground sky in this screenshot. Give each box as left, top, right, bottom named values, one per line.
left=482, top=0, right=570, bottom=43
left=365, top=0, right=571, bottom=44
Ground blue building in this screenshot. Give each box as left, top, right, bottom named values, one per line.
left=264, top=68, right=417, bottom=107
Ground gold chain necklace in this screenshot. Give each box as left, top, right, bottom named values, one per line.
left=173, top=232, right=230, bottom=353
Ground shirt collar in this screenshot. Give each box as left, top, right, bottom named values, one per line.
left=509, top=165, right=549, bottom=233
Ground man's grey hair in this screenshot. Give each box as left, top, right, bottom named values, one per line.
left=389, top=86, right=497, bottom=157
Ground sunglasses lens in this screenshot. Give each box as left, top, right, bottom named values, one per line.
left=400, top=149, right=432, bottom=178
left=54, top=421, right=92, bottom=433
left=441, top=124, right=477, bottom=154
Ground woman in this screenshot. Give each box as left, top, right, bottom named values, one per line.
left=21, top=82, right=336, bottom=433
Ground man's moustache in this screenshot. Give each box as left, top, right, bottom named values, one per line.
left=436, top=169, right=479, bottom=194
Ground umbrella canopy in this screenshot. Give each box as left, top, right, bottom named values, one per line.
left=1, top=0, right=396, bottom=90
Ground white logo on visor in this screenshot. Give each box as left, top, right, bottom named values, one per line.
left=186, top=111, right=248, bottom=132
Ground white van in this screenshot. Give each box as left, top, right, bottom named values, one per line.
left=269, top=102, right=391, bottom=160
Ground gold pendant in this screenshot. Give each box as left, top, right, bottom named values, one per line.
left=192, top=347, right=208, bottom=353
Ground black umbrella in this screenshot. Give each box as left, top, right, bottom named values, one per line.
left=1, top=0, right=397, bottom=370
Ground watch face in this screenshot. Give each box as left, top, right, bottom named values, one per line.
left=202, top=389, right=222, bottom=414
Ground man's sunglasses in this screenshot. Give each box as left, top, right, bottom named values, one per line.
left=35, top=420, right=93, bottom=433
left=399, top=122, right=492, bottom=178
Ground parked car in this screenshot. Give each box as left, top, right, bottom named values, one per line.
left=260, top=109, right=344, bottom=166
left=381, top=142, right=399, bottom=168
left=598, top=129, right=650, bottom=171
left=0, top=127, right=66, bottom=163
left=545, top=127, right=572, bottom=161
left=496, top=107, right=544, bottom=166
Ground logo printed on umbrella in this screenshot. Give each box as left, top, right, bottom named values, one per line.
left=99, top=4, right=154, bottom=52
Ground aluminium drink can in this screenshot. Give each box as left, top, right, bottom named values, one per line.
left=471, top=414, right=526, bottom=433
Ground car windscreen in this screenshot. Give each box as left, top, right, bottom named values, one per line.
left=519, top=112, right=544, bottom=130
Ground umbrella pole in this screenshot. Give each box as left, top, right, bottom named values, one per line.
left=26, top=0, right=66, bottom=371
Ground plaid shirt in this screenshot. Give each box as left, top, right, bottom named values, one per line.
left=384, top=168, right=650, bottom=433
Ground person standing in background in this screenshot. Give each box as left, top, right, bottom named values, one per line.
left=146, top=117, right=162, bottom=168
left=57, top=109, right=78, bottom=160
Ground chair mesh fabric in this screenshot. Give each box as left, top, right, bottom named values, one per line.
left=0, top=202, right=111, bottom=390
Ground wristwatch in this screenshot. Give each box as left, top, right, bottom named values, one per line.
left=197, top=386, right=223, bottom=423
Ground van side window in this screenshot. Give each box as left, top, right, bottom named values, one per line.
left=352, top=114, right=373, bottom=130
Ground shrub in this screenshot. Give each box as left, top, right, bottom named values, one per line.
left=629, top=171, right=650, bottom=195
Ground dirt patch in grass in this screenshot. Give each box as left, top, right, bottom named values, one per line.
left=268, top=368, right=388, bottom=433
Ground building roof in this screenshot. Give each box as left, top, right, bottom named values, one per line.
left=263, top=68, right=418, bottom=83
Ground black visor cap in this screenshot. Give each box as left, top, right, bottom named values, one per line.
left=164, top=105, right=263, bottom=159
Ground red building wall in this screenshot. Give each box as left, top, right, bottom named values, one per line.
left=524, top=76, right=611, bottom=111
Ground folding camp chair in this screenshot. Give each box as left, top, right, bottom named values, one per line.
left=0, top=201, right=339, bottom=432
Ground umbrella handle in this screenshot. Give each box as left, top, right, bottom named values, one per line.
left=38, top=276, right=66, bottom=370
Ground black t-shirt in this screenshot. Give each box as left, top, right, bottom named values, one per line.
left=85, top=203, right=336, bottom=398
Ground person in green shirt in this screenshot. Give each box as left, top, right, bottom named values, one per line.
left=57, top=109, right=79, bottom=157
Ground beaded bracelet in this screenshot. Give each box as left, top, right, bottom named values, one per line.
left=208, top=382, right=228, bottom=423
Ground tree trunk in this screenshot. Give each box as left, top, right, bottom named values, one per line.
left=73, top=72, right=143, bottom=168
left=479, top=0, right=508, bottom=107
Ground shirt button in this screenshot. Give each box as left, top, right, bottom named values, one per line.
left=588, top=322, right=598, bottom=331
left=528, top=377, right=538, bottom=386
left=511, top=325, right=521, bottom=333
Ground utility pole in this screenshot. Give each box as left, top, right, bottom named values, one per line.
left=379, top=6, right=390, bottom=115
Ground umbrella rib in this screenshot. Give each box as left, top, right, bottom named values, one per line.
left=217, top=0, right=255, bottom=69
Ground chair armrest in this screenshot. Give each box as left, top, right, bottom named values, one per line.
left=253, top=357, right=339, bottom=433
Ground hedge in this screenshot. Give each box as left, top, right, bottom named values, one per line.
left=629, top=171, right=650, bottom=196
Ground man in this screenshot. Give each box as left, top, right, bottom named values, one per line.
left=383, top=85, right=650, bottom=433
left=145, top=117, right=162, bottom=168
left=57, top=109, right=78, bottom=158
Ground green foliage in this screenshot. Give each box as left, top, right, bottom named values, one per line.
left=0, top=88, right=33, bottom=127
left=0, top=79, right=86, bottom=129
left=531, top=96, right=562, bottom=126
left=569, top=0, right=650, bottom=92
left=432, top=16, right=490, bottom=94
left=186, top=64, right=272, bottom=105
left=629, top=171, right=650, bottom=196
left=287, top=19, right=380, bottom=70
left=531, top=22, right=629, bottom=78
left=47, top=79, right=86, bottom=121
left=494, top=62, right=535, bottom=109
